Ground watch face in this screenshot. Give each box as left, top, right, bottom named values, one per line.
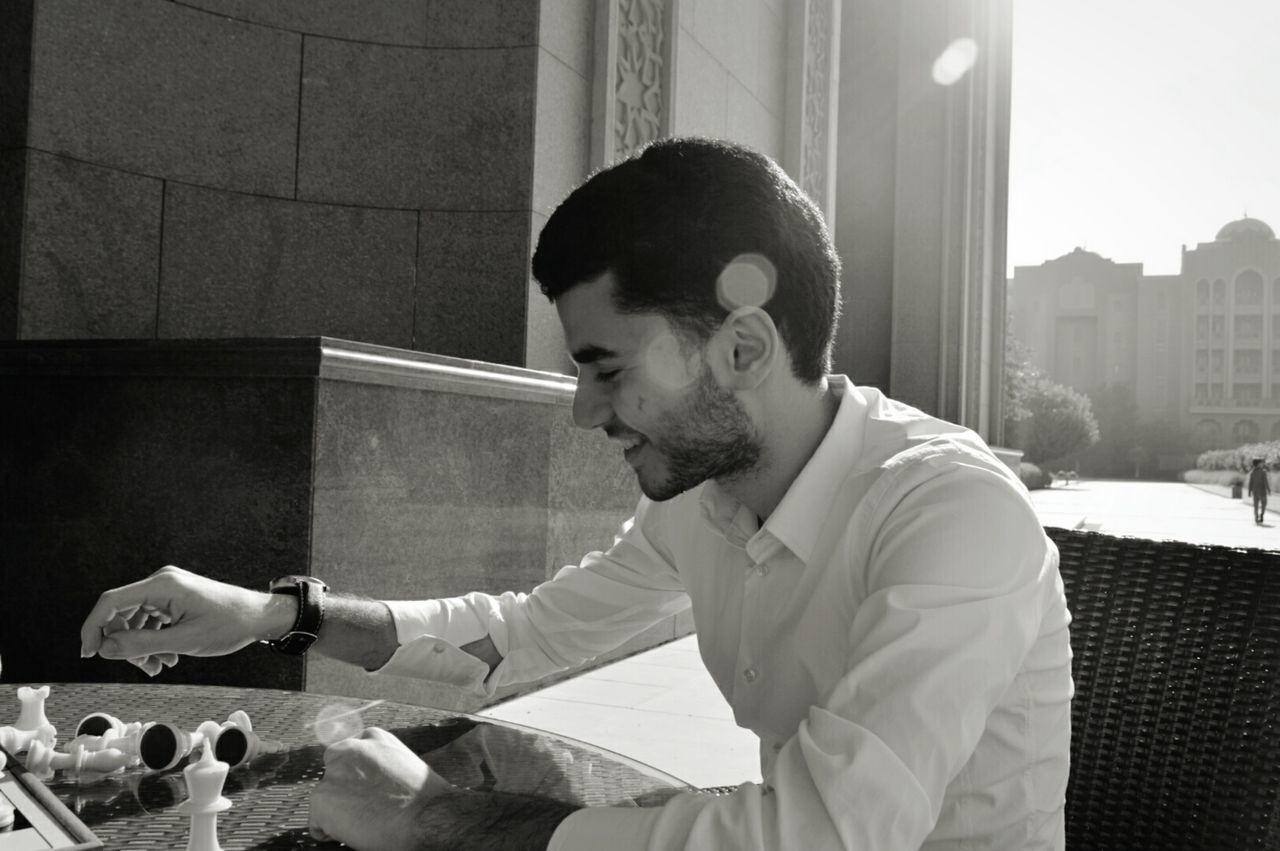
left=270, top=575, right=327, bottom=592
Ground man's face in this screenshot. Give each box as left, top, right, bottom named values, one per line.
left=555, top=273, right=762, bottom=501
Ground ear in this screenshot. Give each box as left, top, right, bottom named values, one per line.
left=710, top=307, right=779, bottom=390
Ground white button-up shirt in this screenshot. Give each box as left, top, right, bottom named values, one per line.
left=376, top=378, right=1073, bottom=850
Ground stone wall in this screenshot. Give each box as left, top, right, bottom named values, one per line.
left=1, top=0, right=595, bottom=368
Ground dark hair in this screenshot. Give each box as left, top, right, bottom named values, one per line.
left=531, top=137, right=841, bottom=384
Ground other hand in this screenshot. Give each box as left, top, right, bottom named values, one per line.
left=79, top=566, right=282, bottom=676
left=310, top=727, right=455, bottom=850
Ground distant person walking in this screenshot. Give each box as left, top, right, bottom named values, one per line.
left=1248, top=458, right=1270, bottom=524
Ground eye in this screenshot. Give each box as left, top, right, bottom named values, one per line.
left=595, top=367, right=621, bottom=382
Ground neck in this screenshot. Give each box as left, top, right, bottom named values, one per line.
left=719, top=377, right=839, bottom=520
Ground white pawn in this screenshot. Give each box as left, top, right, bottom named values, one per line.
left=177, top=741, right=231, bottom=851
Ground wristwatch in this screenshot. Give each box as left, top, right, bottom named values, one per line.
left=263, top=575, right=328, bottom=656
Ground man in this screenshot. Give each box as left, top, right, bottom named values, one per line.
left=1249, top=457, right=1270, bottom=524
left=79, top=139, right=1072, bottom=850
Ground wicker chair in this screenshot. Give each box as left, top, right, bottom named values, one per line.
left=1050, top=527, right=1280, bottom=850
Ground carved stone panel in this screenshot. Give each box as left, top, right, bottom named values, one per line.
left=593, top=0, right=675, bottom=168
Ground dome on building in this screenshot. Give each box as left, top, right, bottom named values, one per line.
left=1215, top=216, right=1275, bottom=241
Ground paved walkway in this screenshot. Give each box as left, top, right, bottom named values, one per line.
left=480, top=480, right=1279, bottom=786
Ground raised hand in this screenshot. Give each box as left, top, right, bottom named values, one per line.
left=79, top=566, right=289, bottom=676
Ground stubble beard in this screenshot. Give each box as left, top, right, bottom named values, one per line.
left=637, top=367, right=763, bottom=502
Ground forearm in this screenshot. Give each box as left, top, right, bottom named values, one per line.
left=260, top=593, right=505, bottom=673
left=259, top=593, right=399, bottom=670
left=412, top=790, right=579, bottom=851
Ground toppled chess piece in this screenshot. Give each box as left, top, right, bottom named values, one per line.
left=207, top=711, right=282, bottom=769
left=67, top=721, right=150, bottom=768
left=25, top=740, right=131, bottom=780
left=177, top=741, right=231, bottom=851
left=140, top=720, right=223, bottom=771
left=76, top=712, right=129, bottom=739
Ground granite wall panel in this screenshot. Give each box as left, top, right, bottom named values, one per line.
left=424, top=0, right=539, bottom=47
left=28, top=0, right=300, bottom=196
left=0, top=371, right=315, bottom=688
left=674, top=26, right=729, bottom=139
left=727, top=76, right=783, bottom=161
left=158, top=182, right=418, bottom=347
left=524, top=212, right=576, bottom=375
left=416, top=211, right=530, bottom=364
left=538, top=0, right=594, bottom=79
left=756, top=2, right=787, bottom=115
left=0, top=0, right=34, bottom=150
left=307, top=379, right=554, bottom=707
left=179, top=0, right=429, bottom=46
left=20, top=151, right=162, bottom=339
left=297, top=38, right=537, bottom=210
left=0, top=151, right=24, bottom=338
left=532, top=46, right=592, bottom=217
left=310, top=381, right=552, bottom=597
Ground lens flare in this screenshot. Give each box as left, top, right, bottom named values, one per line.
left=309, top=699, right=384, bottom=745
left=717, top=253, right=776, bottom=312
left=932, top=37, right=978, bottom=86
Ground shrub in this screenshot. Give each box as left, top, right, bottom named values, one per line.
left=1018, top=462, right=1050, bottom=490
left=1196, top=441, right=1280, bottom=472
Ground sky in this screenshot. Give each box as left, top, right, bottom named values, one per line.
left=1007, top=0, right=1280, bottom=275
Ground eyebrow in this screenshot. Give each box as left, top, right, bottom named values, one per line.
left=570, top=344, right=620, bottom=365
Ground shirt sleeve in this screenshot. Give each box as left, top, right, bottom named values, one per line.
left=372, top=501, right=692, bottom=698
left=551, top=454, right=1054, bottom=850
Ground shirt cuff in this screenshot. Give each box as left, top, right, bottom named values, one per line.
left=372, top=634, right=491, bottom=693
left=548, top=806, right=665, bottom=851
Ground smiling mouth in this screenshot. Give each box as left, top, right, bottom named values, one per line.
left=618, top=435, right=647, bottom=462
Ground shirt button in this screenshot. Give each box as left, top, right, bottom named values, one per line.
left=758, top=564, right=770, bottom=577
left=743, top=667, right=758, bottom=683
left=433, top=642, right=448, bottom=654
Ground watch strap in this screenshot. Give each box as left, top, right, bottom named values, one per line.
left=265, top=577, right=326, bottom=656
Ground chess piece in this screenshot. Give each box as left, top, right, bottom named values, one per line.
left=140, top=720, right=222, bottom=771
left=26, top=740, right=131, bottom=779
left=177, top=741, right=231, bottom=851
left=209, top=711, right=282, bottom=768
left=68, top=721, right=151, bottom=767
left=0, top=722, right=56, bottom=756
left=14, top=686, right=57, bottom=743
left=76, top=712, right=128, bottom=739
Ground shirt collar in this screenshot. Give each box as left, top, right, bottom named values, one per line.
left=698, top=376, right=868, bottom=563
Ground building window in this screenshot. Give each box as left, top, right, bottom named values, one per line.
left=1196, top=419, right=1223, bottom=449
left=1233, top=420, right=1260, bottom=443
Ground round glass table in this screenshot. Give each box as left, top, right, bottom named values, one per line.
left=4, top=683, right=689, bottom=849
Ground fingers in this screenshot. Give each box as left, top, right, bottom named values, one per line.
left=80, top=571, right=181, bottom=657
left=307, top=789, right=333, bottom=843
left=97, top=622, right=201, bottom=660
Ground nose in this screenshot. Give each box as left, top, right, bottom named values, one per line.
left=572, top=377, right=611, bottom=431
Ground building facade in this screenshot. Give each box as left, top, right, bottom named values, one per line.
left=1009, top=216, right=1280, bottom=450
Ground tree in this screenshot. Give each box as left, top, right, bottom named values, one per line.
left=1002, top=326, right=1044, bottom=440
left=1019, top=378, right=1100, bottom=466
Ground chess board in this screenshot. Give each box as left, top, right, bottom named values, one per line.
left=0, top=750, right=100, bottom=850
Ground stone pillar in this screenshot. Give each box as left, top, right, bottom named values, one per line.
left=834, top=0, right=1012, bottom=443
